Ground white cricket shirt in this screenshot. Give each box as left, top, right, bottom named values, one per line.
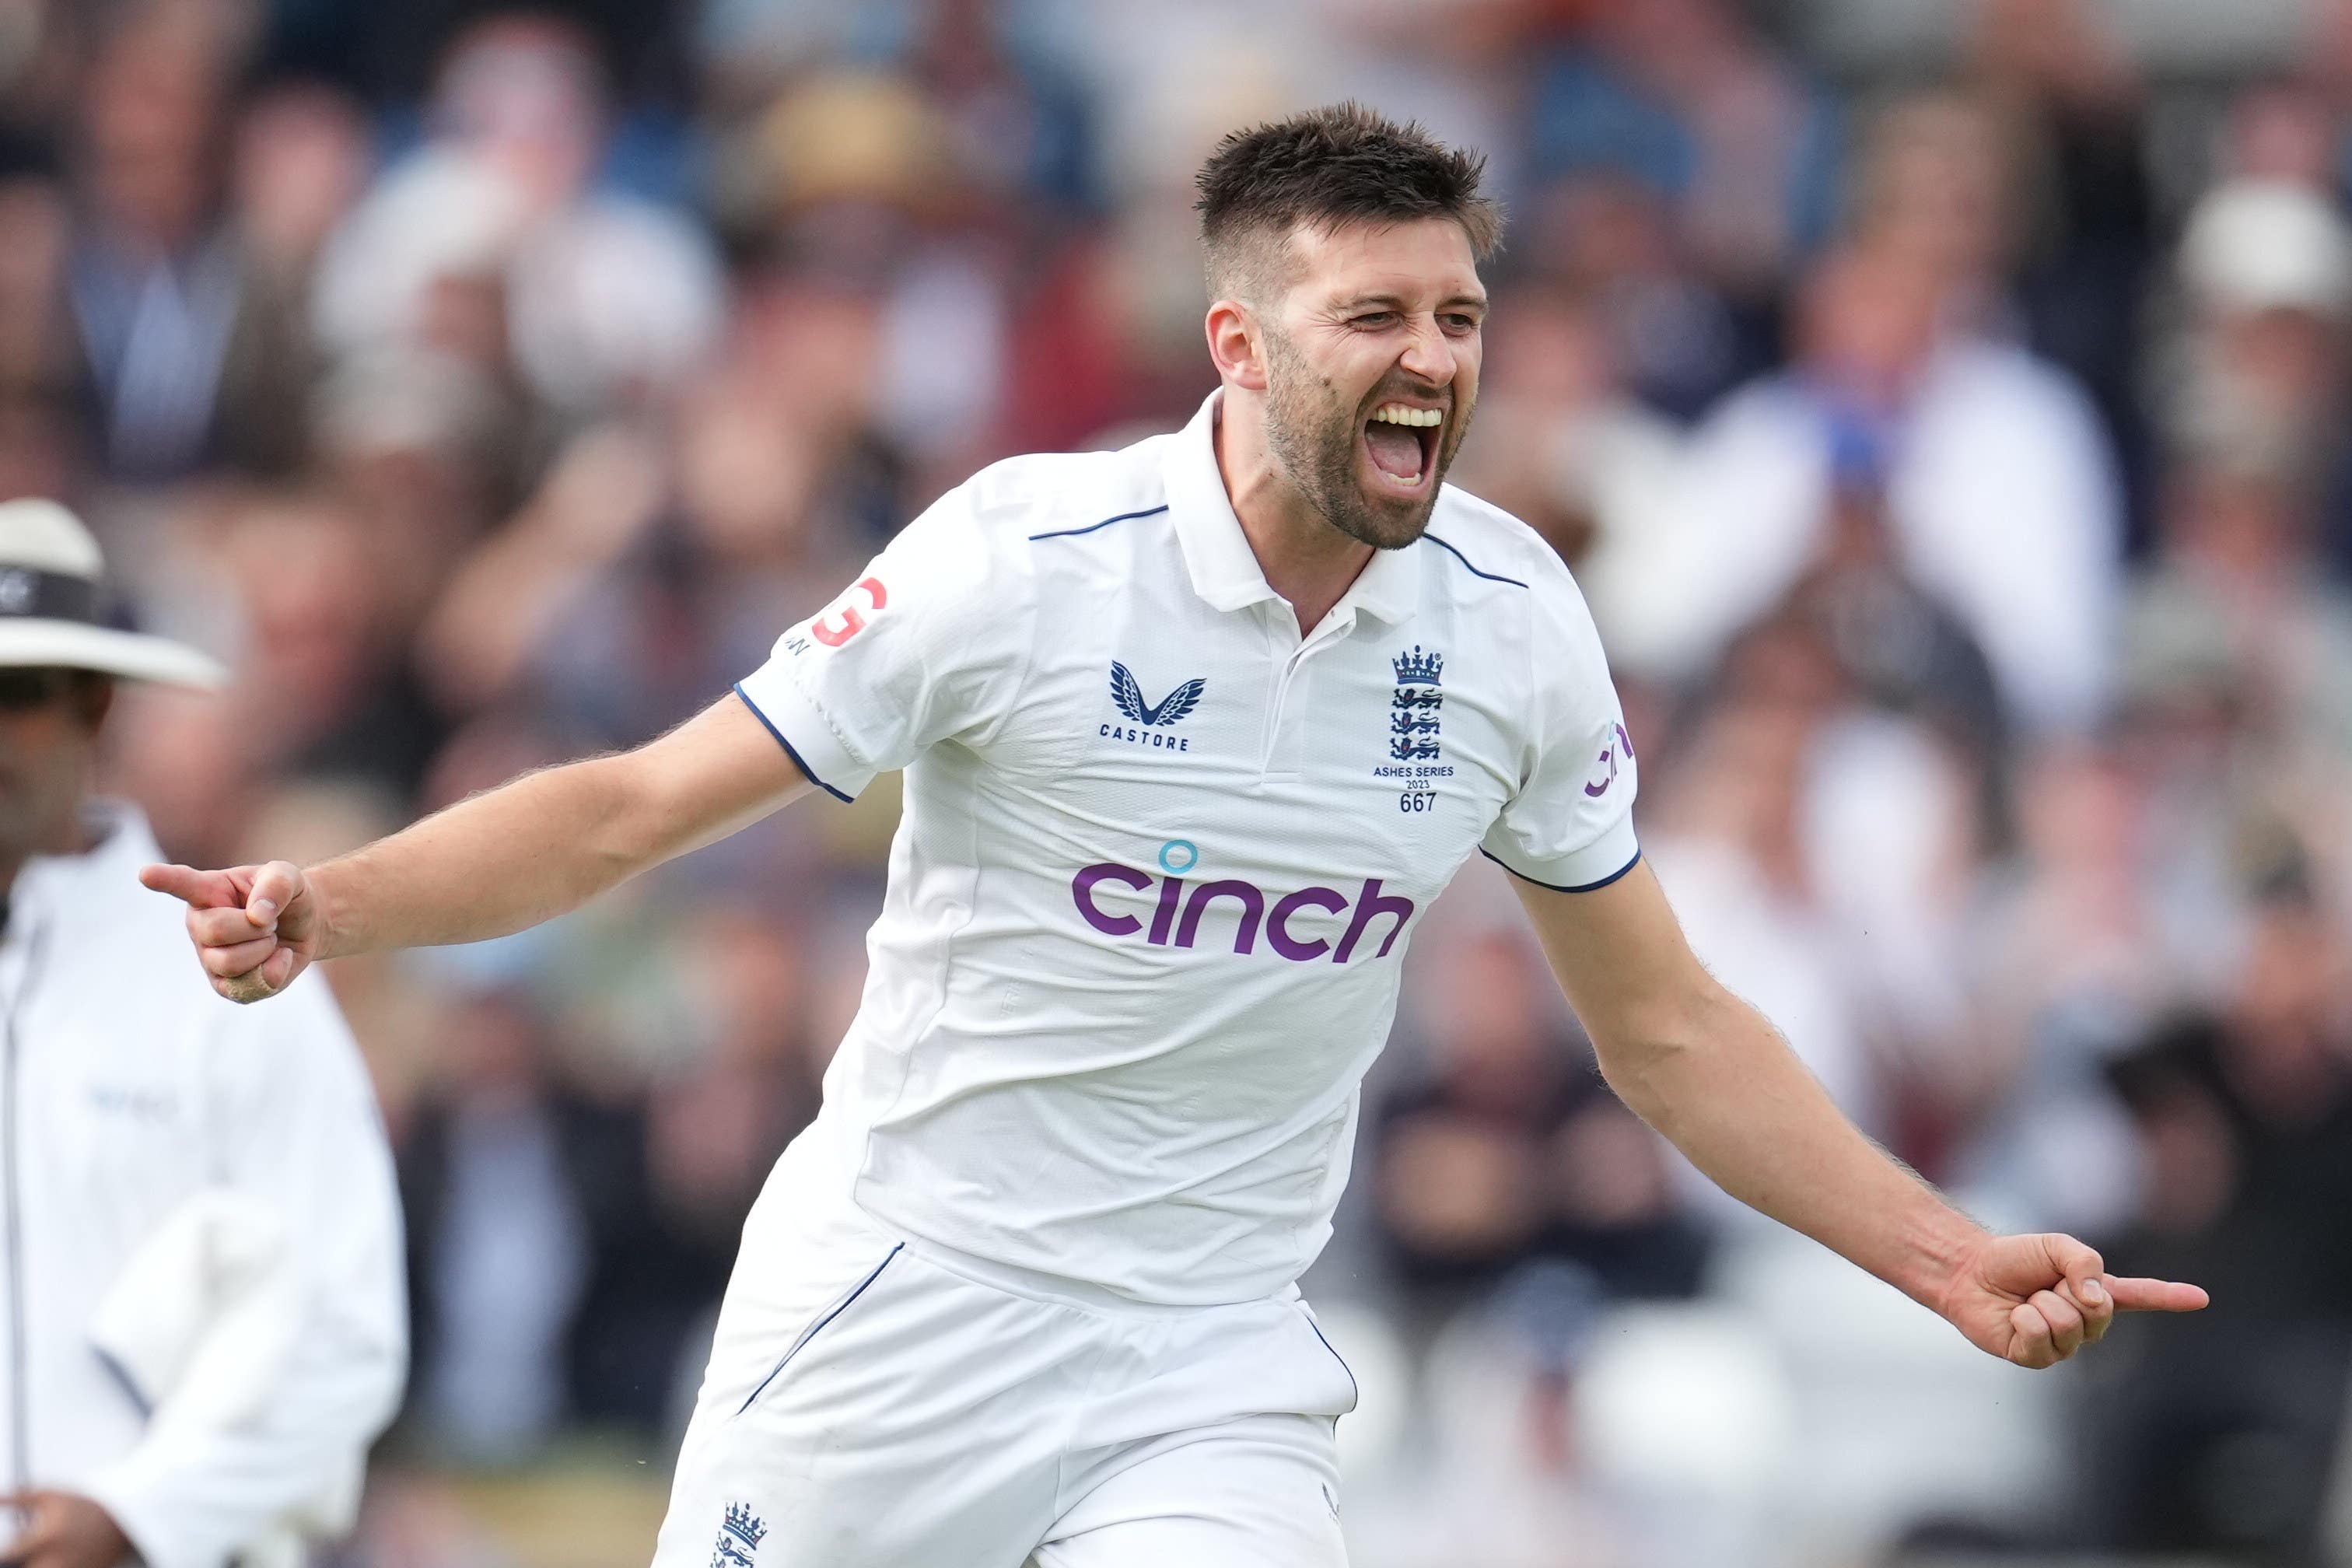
left=736, top=391, right=1639, bottom=1305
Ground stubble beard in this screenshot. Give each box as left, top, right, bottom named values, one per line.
left=1259, top=324, right=1472, bottom=552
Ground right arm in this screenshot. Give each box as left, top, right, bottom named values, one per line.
left=152, top=474, right=1027, bottom=1004
left=141, top=691, right=812, bottom=1002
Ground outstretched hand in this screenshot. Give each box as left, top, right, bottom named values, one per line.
left=1942, top=1231, right=2208, bottom=1369
left=137, top=859, right=322, bottom=1005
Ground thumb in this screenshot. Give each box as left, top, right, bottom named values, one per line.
left=138, top=863, right=240, bottom=909
left=244, top=861, right=305, bottom=926
left=2046, top=1234, right=2106, bottom=1308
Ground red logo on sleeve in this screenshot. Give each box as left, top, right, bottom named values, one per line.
left=811, top=577, right=888, bottom=647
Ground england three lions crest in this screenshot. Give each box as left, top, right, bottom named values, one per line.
left=711, top=1503, right=768, bottom=1568
left=1388, top=646, right=1443, bottom=762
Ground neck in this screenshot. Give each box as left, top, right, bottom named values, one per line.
left=1, top=803, right=97, bottom=902
left=1214, top=397, right=1374, bottom=635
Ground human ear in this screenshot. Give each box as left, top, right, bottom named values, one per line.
left=1204, top=299, right=1269, bottom=393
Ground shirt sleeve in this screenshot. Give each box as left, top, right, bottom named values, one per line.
left=1479, top=570, right=1642, bottom=892
left=733, top=483, right=1035, bottom=800
left=82, top=979, right=407, bottom=1568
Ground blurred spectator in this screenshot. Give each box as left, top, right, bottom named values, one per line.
left=414, top=422, right=671, bottom=726
left=2166, top=174, right=2352, bottom=584
left=1776, top=422, right=2006, bottom=755
left=2111, top=450, right=2352, bottom=940
left=893, top=0, right=1103, bottom=222
left=61, top=7, right=313, bottom=479
left=2125, top=460, right=2352, bottom=765
left=2084, top=870, right=2352, bottom=1560
left=1374, top=929, right=1707, bottom=1317
left=0, top=177, right=72, bottom=402
left=1514, top=170, right=1758, bottom=423
left=233, top=81, right=373, bottom=292
left=1646, top=611, right=1997, bottom=1182
left=720, top=56, right=1064, bottom=485
left=0, top=0, right=79, bottom=152
left=1952, top=742, right=2164, bottom=1238
left=1349, top=1262, right=1638, bottom=1568
left=398, top=989, right=593, bottom=1463
left=269, top=0, right=695, bottom=120
left=1526, top=0, right=1839, bottom=298
left=1958, top=0, right=2160, bottom=540
left=315, top=12, right=722, bottom=423
left=218, top=484, right=451, bottom=801
left=398, top=968, right=807, bottom=1455
left=1660, top=224, right=2123, bottom=733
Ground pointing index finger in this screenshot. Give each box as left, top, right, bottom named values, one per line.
left=2105, top=1276, right=2210, bottom=1313
left=138, top=863, right=240, bottom=909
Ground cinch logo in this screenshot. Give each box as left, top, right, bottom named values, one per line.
left=1071, top=853, right=1416, bottom=963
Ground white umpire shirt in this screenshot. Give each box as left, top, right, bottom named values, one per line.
left=735, top=390, right=1640, bottom=1307
left=0, top=803, right=405, bottom=1568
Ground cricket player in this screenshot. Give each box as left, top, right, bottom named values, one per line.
left=145, top=106, right=2204, bottom=1566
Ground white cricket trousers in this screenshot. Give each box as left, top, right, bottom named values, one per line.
left=649, top=1132, right=1357, bottom=1567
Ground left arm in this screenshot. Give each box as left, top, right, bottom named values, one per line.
left=79, top=981, right=405, bottom=1568
left=1510, top=858, right=2206, bottom=1367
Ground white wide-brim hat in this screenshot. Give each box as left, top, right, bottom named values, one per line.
left=0, top=498, right=226, bottom=688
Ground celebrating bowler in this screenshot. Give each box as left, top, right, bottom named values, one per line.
left=145, top=106, right=2205, bottom=1567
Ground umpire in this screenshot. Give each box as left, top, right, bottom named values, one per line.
left=0, top=499, right=404, bottom=1568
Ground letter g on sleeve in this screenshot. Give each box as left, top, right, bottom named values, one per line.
left=733, top=484, right=1038, bottom=800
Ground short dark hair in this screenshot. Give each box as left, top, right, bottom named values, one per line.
left=1195, top=103, right=1503, bottom=301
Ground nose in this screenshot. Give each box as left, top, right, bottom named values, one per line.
left=1397, top=314, right=1457, bottom=388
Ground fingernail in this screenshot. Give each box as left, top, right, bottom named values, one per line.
left=2081, top=1279, right=2104, bottom=1305
left=250, top=898, right=278, bottom=922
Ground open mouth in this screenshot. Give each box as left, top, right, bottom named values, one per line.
left=1361, top=401, right=1443, bottom=498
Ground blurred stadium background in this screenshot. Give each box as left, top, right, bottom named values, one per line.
left=5, top=0, right=2352, bottom=1563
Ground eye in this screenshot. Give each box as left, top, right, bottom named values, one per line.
left=1441, top=313, right=1481, bottom=334
left=1350, top=311, right=1398, bottom=329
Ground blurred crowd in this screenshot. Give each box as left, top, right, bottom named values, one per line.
left=5, top=0, right=2352, bottom=1563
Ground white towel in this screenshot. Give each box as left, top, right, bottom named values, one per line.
left=88, top=1191, right=362, bottom=1563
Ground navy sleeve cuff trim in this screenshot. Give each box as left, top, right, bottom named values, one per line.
left=733, top=683, right=854, bottom=803
left=1479, top=845, right=1642, bottom=894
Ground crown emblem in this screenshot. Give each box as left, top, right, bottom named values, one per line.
left=723, top=1505, right=768, bottom=1550
left=1392, top=646, right=1444, bottom=685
